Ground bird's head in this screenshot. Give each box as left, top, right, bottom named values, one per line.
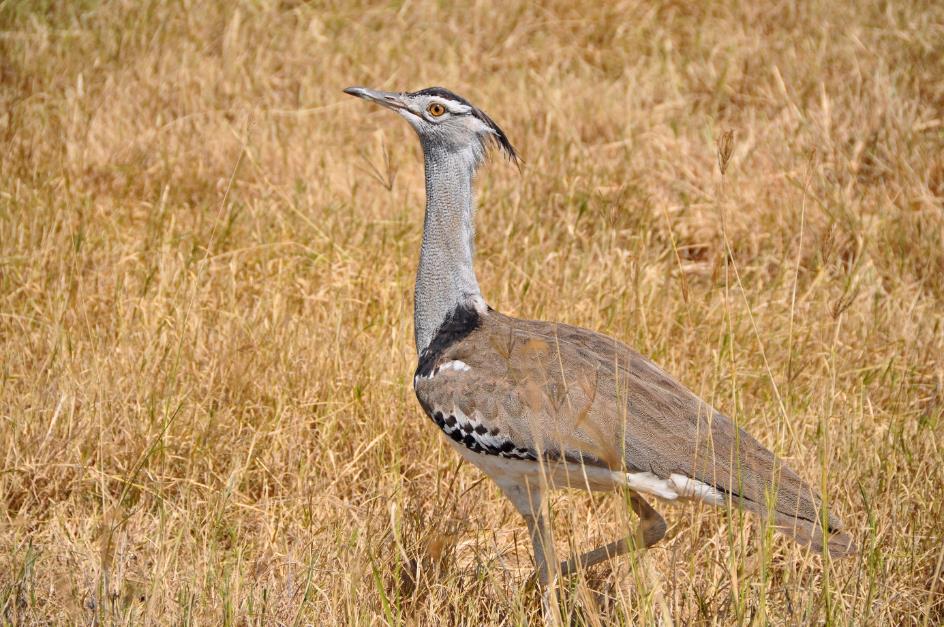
left=343, top=86, right=518, bottom=167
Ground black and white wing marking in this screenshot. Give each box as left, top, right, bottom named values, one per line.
left=427, top=402, right=536, bottom=461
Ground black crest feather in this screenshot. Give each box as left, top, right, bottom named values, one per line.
left=410, top=86, right=519, bottom=165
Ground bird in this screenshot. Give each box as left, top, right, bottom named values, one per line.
left=343, top=85, right=855, bottom=585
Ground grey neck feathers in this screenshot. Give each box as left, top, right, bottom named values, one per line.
left=414, top=143, right=482, bottom=355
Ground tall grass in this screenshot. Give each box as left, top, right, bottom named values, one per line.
left=1, top=0, right=942, bottom=623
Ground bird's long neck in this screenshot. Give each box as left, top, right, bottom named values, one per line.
left=414, top=145, right=482, bottom=355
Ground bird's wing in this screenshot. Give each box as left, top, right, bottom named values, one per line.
left=414, top=305, right=853, bottom=555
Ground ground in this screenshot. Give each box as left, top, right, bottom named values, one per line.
left=1, top=0, right=943, bottom=624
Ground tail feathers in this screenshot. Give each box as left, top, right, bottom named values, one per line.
left=665, top=468, right=857, bottom=557
left=768, top=510, right=857, bottom=558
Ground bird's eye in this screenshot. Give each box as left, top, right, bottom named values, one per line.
left=427, top=103, right=446, bottom=117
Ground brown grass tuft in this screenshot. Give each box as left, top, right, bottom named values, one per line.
left=1, top=0, right=943, bottom=623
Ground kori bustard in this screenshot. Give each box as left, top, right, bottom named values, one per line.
left=344, top=85, right=855, bottom=584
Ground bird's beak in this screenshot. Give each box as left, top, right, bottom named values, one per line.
left=343, top=86, right=409, bottom=112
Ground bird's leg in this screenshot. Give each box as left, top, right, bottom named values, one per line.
left=559, top=537, right=631, bottom=577
left=630, top=493, right=668, bottom=547
left=524, top=509, right=558, bottom=586
left=496, top=478, right=560, bottom=586
left=522, top=508, right=565, bottom=626
left=559, top=492, right=666, bottom=576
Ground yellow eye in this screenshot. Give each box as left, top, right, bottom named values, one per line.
left=427, top=103, right=446, bottom=117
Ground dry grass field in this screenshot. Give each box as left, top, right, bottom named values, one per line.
left=2, top=0, right=943, bottom=624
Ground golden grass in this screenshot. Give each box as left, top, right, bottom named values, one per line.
left=2, top=0, right=943, bottom=623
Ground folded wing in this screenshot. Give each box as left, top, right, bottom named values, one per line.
left=415, top=306, right=854, bottom=557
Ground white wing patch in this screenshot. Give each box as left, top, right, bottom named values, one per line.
left=413, top=360, right=471, bottom=387
left=623, top=471, right=680, bottom=500
left=616, top=471, right=727, bottom=505
left=668, top=473, right=726, bottom=505
left=440, top=360, right=471, bottom=372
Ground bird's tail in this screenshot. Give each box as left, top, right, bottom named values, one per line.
left=766, top=508, right=856, bottom=557
left=728, top=472, right=857, bottom=558
left=685, top=410, right=859, bottom=559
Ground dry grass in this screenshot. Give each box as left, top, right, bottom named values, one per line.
left=2, top=0, right=943, bottom=624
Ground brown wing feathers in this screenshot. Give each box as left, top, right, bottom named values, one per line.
left=415, top=304, right=853, bottom=556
